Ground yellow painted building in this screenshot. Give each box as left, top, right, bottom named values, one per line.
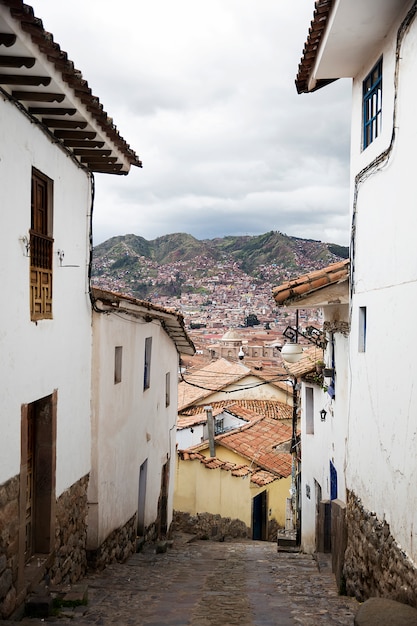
left=175, top=416, right=293, bottom=540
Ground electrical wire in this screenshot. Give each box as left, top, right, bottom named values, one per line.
left=179, top=371, right=293, bottom=394
left=350, top=0, right=417, bottom=305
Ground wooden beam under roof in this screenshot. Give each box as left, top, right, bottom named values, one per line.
left=73, top=149, right=112, bottom=157
left=0, top=55, right=35, bottom=68
left=61, top=139, right=105, bottom=148
left=54, top=129, right=96, bottom=140
left=80, top=156, right=117, bottom=164
left=0, top=33, right=16, bottom=47
left=89, top=163, right=123, bottom=172
left=12, top=90, right=65, bottom=102
left=41, top=118, right=87, bottom=129
left=0, top=74, right=50, bottom=86
left=29, top=107, right=76, bottom=115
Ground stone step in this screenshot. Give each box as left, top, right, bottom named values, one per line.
left=354, top=597, right=417, bottom=626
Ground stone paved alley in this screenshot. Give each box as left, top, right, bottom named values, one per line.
left=17, top=536, right=359, bottom=626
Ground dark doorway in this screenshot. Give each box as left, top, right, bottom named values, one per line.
left=252, top=491, right=267, bottom=540
left=23, top=394, right=55, bottom=561
left=157, top=461, right=169, bottom=538
left=330, top=461, right=338, bottom=501
left=137, top=459, right=148, bottom=536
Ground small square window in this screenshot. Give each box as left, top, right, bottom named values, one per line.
left=114, top=346, right=123, bottom=384
left=363, top=58, right=382, bottom=149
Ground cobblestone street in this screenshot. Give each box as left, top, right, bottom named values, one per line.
left=19, top=537, right=359, bottom=626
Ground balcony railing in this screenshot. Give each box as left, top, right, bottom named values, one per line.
left=30, top=230, right=53, bottom=269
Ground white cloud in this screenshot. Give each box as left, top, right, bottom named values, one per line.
left=31, top=0, right=352, bottom=246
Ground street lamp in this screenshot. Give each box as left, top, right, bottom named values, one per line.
left=281, top=309, right=326, bottom=363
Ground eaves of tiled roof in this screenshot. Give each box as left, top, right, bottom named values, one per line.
left=283, top=345, right=323, bottom=378
left=92, top=287, right=195, bottom=356
left=295, top=0, right=336, bottom=94
left=180, top=399, right=293, bottom=421
left=178, top=451, right=285, bottom=487
left=272, top=259, right=349, bottom=307
left=177, top=407, right=224, bottom=431
left=0, top=1, right=141, bottom=173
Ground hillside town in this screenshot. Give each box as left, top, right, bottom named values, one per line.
left=2, top=0, right=417, bottom=624
left=91, top=236, right=337, bottom=365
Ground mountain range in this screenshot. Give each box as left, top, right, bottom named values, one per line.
left=92, top=231, right=349, bottom=300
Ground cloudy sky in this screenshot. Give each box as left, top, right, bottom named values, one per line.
left=30, top=0, right=352, bottom=246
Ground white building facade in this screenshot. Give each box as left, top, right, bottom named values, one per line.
left=0, top=1, right=140, bottom=618
left=89, top=290, right=195, bottom=567
left=297, top=0, right=417, bottom=605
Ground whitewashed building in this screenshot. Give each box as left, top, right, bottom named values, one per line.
left=0, top=1, right=140, bottom=618
left=273, top=260, right=350, bottom=580
left=296, top=0, right=417, bottom=605
left=89, top=289, right=195, bottom=567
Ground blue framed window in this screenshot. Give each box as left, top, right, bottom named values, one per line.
left=363, top=58, right=382, bottom=149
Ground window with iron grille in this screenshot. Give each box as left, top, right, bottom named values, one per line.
left=363, top=58, right=382, bottom=149
left=30, top=169, right=54, bottom=320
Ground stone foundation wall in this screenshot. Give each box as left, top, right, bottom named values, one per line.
left=87, top=514, right=137, bottom=570
left=0, top=475, right=19, bottom=619
left=344, top=490, right=417, bottom=607
left=49, top=474, right=89, bottom=586
left=172, top=511, right=250, bottom=540
left=267, top=518, right=283, bottom=543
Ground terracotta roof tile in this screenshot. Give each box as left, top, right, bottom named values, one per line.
left=284, top=345, right=323, bottom=378
left=216, top=416, right=293, bottom=478
left=179, top=398, right=292, bottom=421
left=178, top=358, right=251, bottom=411
left=0, top=1, right=141, bottom=172
left=295, top=0, right=336, bottom=94
left=272, top=259, right=349, bottom=306
left=92, top=288, right=195, bottom=356
left=177, top=407, right=224, bottom=430
left=251, top=469, right=281, bottom=486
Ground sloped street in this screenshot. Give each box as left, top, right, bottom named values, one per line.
left=18, top=536, right=359, bottom=626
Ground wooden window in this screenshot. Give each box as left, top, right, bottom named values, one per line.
left=144, top=337, right=152, bottom=390
left=363, top=58, right=382, bottom=149
left=114, top=346, right=123, bottom=384
left=30, top=169, right=53, bottom=321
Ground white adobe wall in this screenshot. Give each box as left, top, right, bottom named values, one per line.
left=300, top=306, right=349, bottom=554
left=347, top=8, right=417, bottom=563
left=0, top=95, right=92, bottom=496
left=90, top=310, right=179, bottom=546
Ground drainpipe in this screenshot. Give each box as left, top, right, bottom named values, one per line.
left=205, top=405, right=216, bottom=458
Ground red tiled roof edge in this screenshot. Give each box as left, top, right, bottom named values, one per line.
left=178, top=451, right=281, bottom=485
left=3, top=1, right=141, bottom=166
left=295, top=0, right=336, bottom=94
left=272, top=259, right=349, bottom=306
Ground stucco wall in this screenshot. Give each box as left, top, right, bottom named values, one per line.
left=347, top=6, right=417, bottom=565
left=300, top=327, right=349, bottom=554
left=174, top=451, right=291, bottom=528
left=0, top=95, right=92, bottom=496
left=90, top=309, right=179, bottom=548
